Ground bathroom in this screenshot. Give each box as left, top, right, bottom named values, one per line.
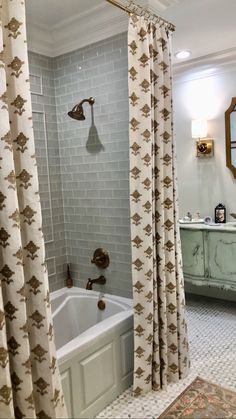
left=1, top=0, right=236, bottom=418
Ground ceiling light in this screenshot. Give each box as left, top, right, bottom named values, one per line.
left=175, top=50, right=192, bottom=60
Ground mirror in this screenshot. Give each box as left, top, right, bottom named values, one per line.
left=225, top=97, right=236, bottom=178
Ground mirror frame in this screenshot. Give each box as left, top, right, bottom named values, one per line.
left=225, top=97, right=236, bottom=179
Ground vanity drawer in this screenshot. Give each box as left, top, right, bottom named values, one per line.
left=208, top=232, right=236, bottom=282
left=180, top=229, right=205, bottom=277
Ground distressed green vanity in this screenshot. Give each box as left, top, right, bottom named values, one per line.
left=180, top=223, right=236, bottom=300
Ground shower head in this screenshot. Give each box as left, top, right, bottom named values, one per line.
left=68, top=97, right=95, bottom=121
left=68, top=104, right=85, bottom=120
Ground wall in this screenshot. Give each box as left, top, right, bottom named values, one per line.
left=53, top=33, right=132, bottom=298
left=29, top=52, right=67, bottom=291
left=30, top=34, right=236, bottom=297
left=173, top=67, right=236, bottom=220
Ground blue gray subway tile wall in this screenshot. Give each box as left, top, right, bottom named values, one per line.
left=29, top=32, right=132, bottom=298
left=29, top=52, right=67, bottom=292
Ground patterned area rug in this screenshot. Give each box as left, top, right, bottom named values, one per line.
left=158, top=377, right=236, bottom=418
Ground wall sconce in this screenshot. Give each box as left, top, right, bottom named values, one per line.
left=191, top=119, right=214, bottom=157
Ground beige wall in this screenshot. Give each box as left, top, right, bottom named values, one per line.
left=173, top=67, right=236, bottom=220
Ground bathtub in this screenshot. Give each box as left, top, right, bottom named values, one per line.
left=51, top=287, right=134, bottom=418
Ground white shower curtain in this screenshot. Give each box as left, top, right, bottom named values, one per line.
left=0, top=1, right=67, bottom=417
left=128, top=14, right=190, bottom=396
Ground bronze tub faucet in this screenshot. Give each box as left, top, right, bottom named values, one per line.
left=86, top=275, right=106, bottom=290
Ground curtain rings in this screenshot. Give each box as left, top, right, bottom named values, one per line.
left=127, top=0, right=133, bottom=8
left=153, top=15, right=158, bottom=24
left=117, top=0, right=175, bottom=31
left=140, top=8, right=146, bottom=17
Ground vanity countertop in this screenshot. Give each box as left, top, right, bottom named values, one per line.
left=179, top=221, right=236, bottom=232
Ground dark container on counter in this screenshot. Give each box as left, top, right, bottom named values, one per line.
left=215, top=203, right=226, bottom=223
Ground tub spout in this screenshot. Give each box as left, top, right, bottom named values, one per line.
left=86, top=275, right=106, bottom=290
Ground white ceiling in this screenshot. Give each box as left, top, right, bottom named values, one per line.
left=163, top=0, right=236, bottom=62
left=25, top=0, right=236, bottom=64
left=25, top=0, right=102, bottom=28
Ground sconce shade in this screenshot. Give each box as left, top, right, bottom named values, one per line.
left=191, top=119, right=207, bottom=138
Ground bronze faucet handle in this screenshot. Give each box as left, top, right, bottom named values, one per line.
left=91, top=248, right=109, bottom=269
left=91, top=255, right=103, bottom=263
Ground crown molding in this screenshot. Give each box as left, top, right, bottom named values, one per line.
left=52, top=3, right=128, bottom=57
left=138, top=0, right=180, bottom=12
left=27, top=23, right=54, bottom=57
left=27, top=0, right=180, bottom=57
left=173, top=47, right=236, bottom=83
left=27, top=0, right=236, bottom=79
left=27, top=2, right=127, bottom=57
left=53, top=3, right=109, bottom=30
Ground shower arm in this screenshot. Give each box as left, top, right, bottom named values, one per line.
left=77, top=97, right=95, bottom=107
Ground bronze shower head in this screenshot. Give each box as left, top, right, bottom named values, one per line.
left=68, top=97, right=95, bottom=121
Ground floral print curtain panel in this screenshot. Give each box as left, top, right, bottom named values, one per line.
left=0, top=1, right=67, bottom=417
left=128, top=15, right=190, bottom=396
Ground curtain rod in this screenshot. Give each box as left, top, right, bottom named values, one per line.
left=106, top=0, right=175, bottom=31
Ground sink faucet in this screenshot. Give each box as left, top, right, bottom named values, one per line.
left=86, top=275, right=106, bottom=290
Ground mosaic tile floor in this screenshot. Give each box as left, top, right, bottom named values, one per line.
left=97, top=294, right=236, bottom=419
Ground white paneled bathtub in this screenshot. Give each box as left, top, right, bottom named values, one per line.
left=51, top=287, right=134, bottom=418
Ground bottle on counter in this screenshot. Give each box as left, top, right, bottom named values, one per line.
left=187, top=212, right=192, bottom=221
left=215, top=203, right=226, bottom=223
left=66, top=263, right=73, bottom=288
